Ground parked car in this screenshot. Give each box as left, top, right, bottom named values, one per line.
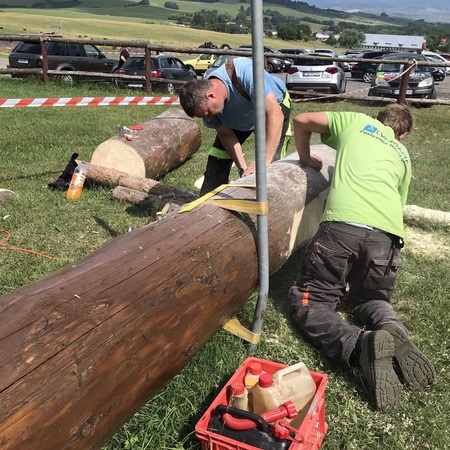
left=425, top=56, right=446, bottom=81
left=183, top=53, right=217, bottom=75
left=351, top=50, right=394, bottom=83
left=114, top=54, right=196, bottom=93
left=422, top=50, right=450, bottom=74
left=278, top=48, right=308, bottom=65
left=238, top=45, right=286, bottom=73
left=369, top=52, right=436, bottom=102
left=203, top=54, right=241, bottom=78
left=285, top=52, right=347, bottom=96
left=313, top=48, right=339, bottom=57
left=8, top=39, right=119, bottom=83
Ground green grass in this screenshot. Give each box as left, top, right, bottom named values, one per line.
left=1, top=78, right=450, bottom=449
left=0, top=1, right=400, bottom=48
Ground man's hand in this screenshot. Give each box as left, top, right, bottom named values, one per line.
left=242, top=163, right=255, bottom=177
left=299, top=155, right=323, bottom=171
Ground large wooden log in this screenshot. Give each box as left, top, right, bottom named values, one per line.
left=0, top=146, right=335, bottom=449
left=90, top=108, right=202, bottom=179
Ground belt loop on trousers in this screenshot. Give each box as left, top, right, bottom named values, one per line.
left=322, top=222, right=331, bottom=233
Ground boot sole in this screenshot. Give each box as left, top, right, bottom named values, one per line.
left=361, top=330, right=401, bottom=410
left=381, top=324, right=436, bottom=388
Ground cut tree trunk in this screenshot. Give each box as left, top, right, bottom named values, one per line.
left=0, top=189, right=17, bottom=201
left=90, top=108, right=202, bottom=179
left=82, top=161, right=199, bottom=206
left=0, top=146, right=335, bottom=450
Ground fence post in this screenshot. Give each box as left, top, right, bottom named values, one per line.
left=397, top=62, right=411, bottom=104
left=145, top=47, right=152, bottom=93
left=40, top=37, right=49, bottom=84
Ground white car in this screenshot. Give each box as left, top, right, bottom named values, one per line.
left=285, top=52, right=347, bottom=96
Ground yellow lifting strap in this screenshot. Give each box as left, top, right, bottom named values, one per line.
left=223, top=317, right=261, bottom=344
left=179, top=184, right=268, bottom=215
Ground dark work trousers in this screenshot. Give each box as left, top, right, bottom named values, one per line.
left=289, top=221, right=406, bottom=367
left=200, top=98, right=291, bottom=196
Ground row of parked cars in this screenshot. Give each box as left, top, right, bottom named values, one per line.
left=7, top=38, right=449, bottom=102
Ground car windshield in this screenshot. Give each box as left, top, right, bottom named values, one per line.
left=379, top=60, right=430, bottom=73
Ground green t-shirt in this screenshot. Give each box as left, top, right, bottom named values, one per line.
left=321, top=111, right=411, bottom=238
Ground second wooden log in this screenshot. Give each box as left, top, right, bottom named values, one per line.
left=90, top=108, right=202, bottom=179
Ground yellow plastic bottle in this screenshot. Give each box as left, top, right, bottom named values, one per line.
left=66, top=163, right=86, bottom=200
left=251, top=372, right=284, bottom=415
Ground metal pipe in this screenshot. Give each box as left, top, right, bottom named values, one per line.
left=249, top=0, right=269, bottom=352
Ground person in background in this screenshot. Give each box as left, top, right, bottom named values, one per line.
left=288, top=104, right=435, bottom=410
left=178, top=57, right=291, bottom=195
left=118, top=46, right=130, bottom=68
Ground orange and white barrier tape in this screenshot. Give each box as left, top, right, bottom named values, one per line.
left=0, top=96, right=180, bottom=108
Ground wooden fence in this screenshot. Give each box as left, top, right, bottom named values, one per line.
left=1, top=34, right=450, bottom=105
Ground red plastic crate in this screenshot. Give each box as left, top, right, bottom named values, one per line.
left=195, top=357, right=328, bottom=450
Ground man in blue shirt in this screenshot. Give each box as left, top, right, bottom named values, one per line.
left=179, top=57, right=291, bottom=195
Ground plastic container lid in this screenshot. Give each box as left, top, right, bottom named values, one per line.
left=230, top=381, right=245, bottom=396
left=249, top=362, right=263, bottom=376
left=258, top=372, right=274, bottom=388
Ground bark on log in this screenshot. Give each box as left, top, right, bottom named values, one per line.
left=90, top=108, right=202, bottom=179
left=112, top=186, right=179, bottom=216
left=82, top=161, right=199, bottom=205
left=0, top=146, right=335, bottom=449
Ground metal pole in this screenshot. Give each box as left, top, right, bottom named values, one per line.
left=248, top=0, right=269, bottom=352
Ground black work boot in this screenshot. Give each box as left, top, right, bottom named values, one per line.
left=358, top=330, right=401, bottom=410
left=380, top=323, right=436, bottom=388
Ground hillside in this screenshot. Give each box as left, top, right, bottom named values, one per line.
left=1, top=0, right=449, bottom=50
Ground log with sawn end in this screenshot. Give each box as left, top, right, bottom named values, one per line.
left=0, top=146, right=335, bottom=449
left=90, top=107, right=201, bottom=179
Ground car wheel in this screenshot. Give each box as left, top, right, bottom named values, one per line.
left=267, top=63, right=274, bottom=73
left=363, top=71, right=374, bottom=83
left=166, top=83, right=175, bottom=95
left=57, top=73, right=74, bottom=84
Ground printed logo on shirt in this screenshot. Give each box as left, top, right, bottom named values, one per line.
left=363, top=124, right=378, bottom=133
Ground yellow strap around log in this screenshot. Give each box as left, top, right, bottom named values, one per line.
left=223, top=317, right=261, bottom=344
left=179, top=184, right=267, bottom=215
left=206, top=198, right=268, bottom=215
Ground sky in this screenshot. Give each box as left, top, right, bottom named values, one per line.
left=311, top=0, right=450, bottom=23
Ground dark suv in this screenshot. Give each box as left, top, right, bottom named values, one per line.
left=238, top=45, right=287, bottom=73
left=8, top=40, right=119, bottom=83
left=350, top=50, right=394, bottom=83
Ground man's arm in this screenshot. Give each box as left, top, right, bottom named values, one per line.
left=216, top=125, right=247, bottom=173
left=293, top=112, right=329, bottom=170
left=243, top=91, right=284, bottom=176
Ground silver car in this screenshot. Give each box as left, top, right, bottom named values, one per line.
left=285, top=52, right=347, bottom=96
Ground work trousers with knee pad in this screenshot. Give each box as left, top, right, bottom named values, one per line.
left=289, top=221, right=406, bottom=367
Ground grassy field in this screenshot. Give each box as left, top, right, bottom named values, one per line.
left=0, top=0, right=398, bottom=49
left=0, top=76, right=450, bottom=449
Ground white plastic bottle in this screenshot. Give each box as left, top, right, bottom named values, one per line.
left=229, top=381, right=249, bottom=411
left=66, top=163, right=87, bottom=200
left=251, top=372, right=284, bottom=415
left=272, top=362, right=316, bottom=427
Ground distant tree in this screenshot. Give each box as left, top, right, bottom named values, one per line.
left=381, top=12, right=388, bottom=17
left=277, top=23, right=298, bottom=41
left=339, top=29, right=365, bottom=48
left=325, top=34, right=337, bottom=46
left=164, top=1, right=179, bottom=10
